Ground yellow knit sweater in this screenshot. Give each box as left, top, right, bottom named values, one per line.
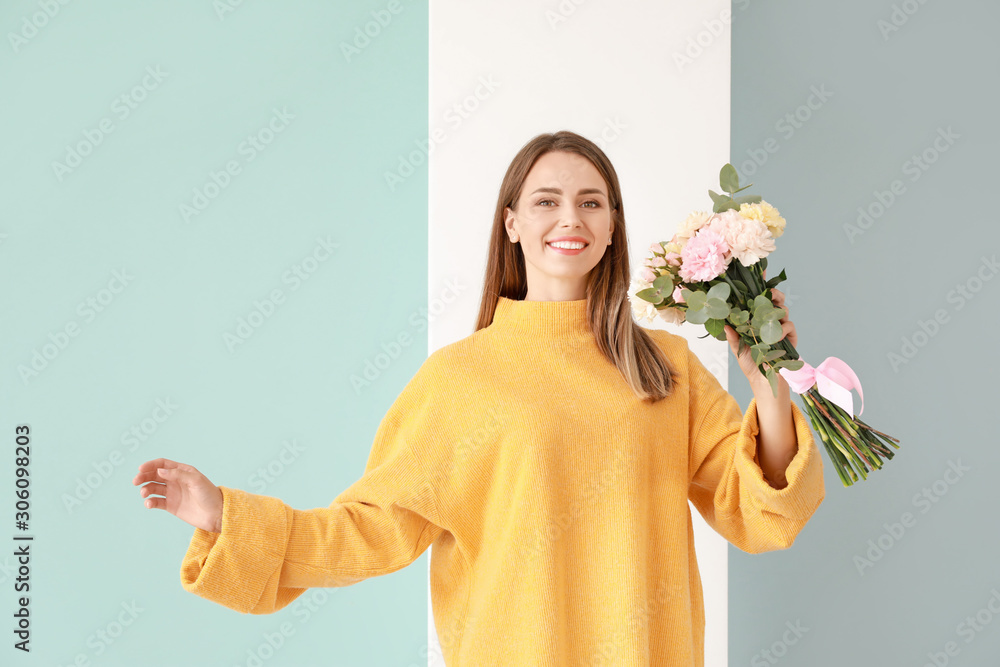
left=180, top=296, right=825, bottom=666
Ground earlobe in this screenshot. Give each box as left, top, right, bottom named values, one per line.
left=504, top=214, right=518, bottom=242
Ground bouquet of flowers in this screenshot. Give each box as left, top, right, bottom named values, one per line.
left=629, top=164, right=900, bottom=487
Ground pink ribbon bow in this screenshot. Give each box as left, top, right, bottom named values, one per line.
left=778, top=356, right=865, bottom=417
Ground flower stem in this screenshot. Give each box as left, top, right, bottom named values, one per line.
left=808, top=390, right=870, bottom=465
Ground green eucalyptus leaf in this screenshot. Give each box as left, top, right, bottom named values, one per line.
left=635, top=287, right=661, bottom=303
left=714, top=199, right=738, bottom=213
left=760, top=319, right=783, bottom=345
left=762, top=349, right=786, bottom=361
left=705, top=318, right=727, bottom=340
left=684, top=290, right=706, bottom=309
left=720, top=163, right=739, bottom=193
left=652, top=275, right=675, bottom=295
left=750, top=343, right=770, bottom=364
left=766, top=366, right=779, bottom=397
left=685, top=308, right=710, bottom=325
left=777, top=359, right=805, bottom=371
left=733, top=194, right=762, bottom=206
left=752, top=294, right=773, bottom=314
left=728, top=309, right=749, bottom=326
left=705, top=300, right=730, bottom=319
left=707, top=282, right=730, bottom=301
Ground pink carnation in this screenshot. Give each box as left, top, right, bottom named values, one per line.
left=679, top=228, right=730, bottom=282
left=705, top=209, right=775, bottom=266
left=704, top=211, right=735, bottom=237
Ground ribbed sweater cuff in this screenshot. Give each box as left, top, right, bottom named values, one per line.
left=179, top=486, right=288, bottom=614
left=735, top=398, right=825, bottom=521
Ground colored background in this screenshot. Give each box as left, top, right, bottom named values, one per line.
left=728, top=1, right=999, bottom=665
left=2, top=1, right=996, bottom=665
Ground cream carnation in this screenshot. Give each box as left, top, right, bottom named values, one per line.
left=674, top=210, right=712, bottom=246
left=629, top=276, right=658, bottom=323
left=739, top=200, right=786, bottom=239
left=728, top=218, right=775, bottom=266
left=656, top=306, right=686, bottom=325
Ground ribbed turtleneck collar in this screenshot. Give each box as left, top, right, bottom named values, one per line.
left=490, top=296, right=590, bottom=338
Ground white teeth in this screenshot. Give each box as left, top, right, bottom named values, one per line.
left=548, top=241, right=587, bottom=249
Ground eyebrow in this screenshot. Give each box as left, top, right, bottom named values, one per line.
left=530, top=187, right=607, bottom=198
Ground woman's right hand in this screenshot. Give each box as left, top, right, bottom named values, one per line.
left=133, top=458, right=224, bottom=533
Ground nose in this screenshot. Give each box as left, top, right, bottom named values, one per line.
left=559, top=210, right=584, bottom=227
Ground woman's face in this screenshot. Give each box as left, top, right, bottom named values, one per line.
left=504, top=150, right=614, bottom=301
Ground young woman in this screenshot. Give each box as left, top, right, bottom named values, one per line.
left=133, top=130, right=824, bottom=666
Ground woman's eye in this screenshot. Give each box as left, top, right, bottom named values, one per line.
left=537, top=199, right=600, bottom=208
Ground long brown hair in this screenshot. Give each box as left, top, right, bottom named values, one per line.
left=474, top=130, right=679, bottom=402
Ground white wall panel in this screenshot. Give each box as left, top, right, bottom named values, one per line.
left=429, top=2, right=732, bottom=663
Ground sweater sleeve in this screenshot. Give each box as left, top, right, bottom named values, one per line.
left=684, top=341, right=825, bottom=554
left=179, top=366, right=446, bottom=615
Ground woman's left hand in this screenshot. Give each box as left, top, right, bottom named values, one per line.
left=723, top=270, right=797, bottom=387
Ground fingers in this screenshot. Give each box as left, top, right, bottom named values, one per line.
left=138, top=481, right=166, bottom=505
left=769, top=288, right=789, bottom=321
left=771, top=289, right=794, bottom=342
left=138, top=481, right=166, bottom=496
left=133, top=458, right=192, bottom=485
left=779, top=321, right=797, bottom=347
left=142, top=496, right=168, bottom=510
left=133, top=469, right=168, bottom=486
left=724, top=324, right=738, bottom=354
left=136, top=457, right=190, bottom=473
left=134, top=458, right=196, bottom=511
left=136, top=477, right=168, bottom=509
